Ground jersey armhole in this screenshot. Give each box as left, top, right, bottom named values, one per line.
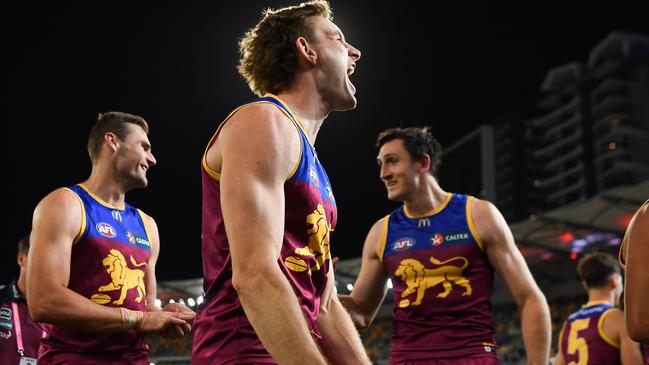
left=137, top=209, right=153, bottom=246
left=377, top=215, right=390, bottom=262
left=63, top=187, right=86, bottom=246
left=202, top=106, right=246, bottom=182
left=466, top=196, right=485, bottom=252
left=598, top=308, right=621, bottom=349
left=285, top=116, right=303, bottom=181
left=202, top=101, right=304, bottom=182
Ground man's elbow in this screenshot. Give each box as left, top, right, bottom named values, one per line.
left=338, top=296, right=374, bottom=330
left=27, top=284, right=66, bottom=323
left=525, top=288, right=548, bottom=308
left=519, top=289, right=550, bottom=319
left=231, top=264, right=275, bottom=296
left=231, top=273, right=251, bottom=295
left=28, top=296, right=55, bottom=323
left=347, top=308, right=375, bottom=331
left=355, top=315, right=373, bottom=331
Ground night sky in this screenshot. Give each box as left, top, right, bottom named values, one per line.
left=4, top=1, right=648, bottom=283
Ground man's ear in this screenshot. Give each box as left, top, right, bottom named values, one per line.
left=105, top=132, right=119, bottom=152
left=419, top=153, right=431, bottom=173
left=296, top=37, right=317, bottom=65
left=17, top=252, right=27, bottom=268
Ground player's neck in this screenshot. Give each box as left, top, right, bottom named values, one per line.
left=16, top=271, right=26, bottom=295
left=403, top=177, right=448, bottom=217
left=587, top=288, right=615, bottom=307
left=275, top=90, right=327, bottom=145
left=82, top=169, right=127, bottom=207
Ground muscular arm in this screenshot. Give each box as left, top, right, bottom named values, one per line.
left=338, top=218, right=389, bottom=330
left=622, top=203, right=649, bottom=342
left=215, top=104, right=327, bottom=365
left=472, top=199, right=551, bottom=365
left=27, top=189, right=191, bottom=333
left=317, top=267, right=371, bottom=364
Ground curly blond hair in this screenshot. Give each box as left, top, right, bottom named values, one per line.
left=238, top=1, right=332, bottom=96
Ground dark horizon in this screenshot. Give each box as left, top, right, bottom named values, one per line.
left=4, top=1, right=648, bottom=283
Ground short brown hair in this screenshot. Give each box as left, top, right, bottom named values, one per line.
left=377, top=127, right=443, bottom=177
left=577, top=252, right=621, bottom=289
left=18, top=234, right=30, bottom=255
left=238, top=0, right=332, bottom=96
left=87, top=111, right=149, bottom=162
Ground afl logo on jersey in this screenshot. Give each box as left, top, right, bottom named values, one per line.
left=392, top=238, right=415, bottom=251
left=431, top=233, right=445, bottom=246
left=96, top=223, right=117, bottom=238
left=309, top=165, right=319, bottom=187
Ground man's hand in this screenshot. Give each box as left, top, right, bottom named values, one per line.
left=162, top=303, right=195, bottom=339
left=141, top=304, right=195, bottom=339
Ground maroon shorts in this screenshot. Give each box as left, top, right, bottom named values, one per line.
left=390, top=356, right=500, bottom=365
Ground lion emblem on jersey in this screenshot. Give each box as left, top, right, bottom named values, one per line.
left=96, top=249, right=147, bottom=305
left=395, top=256, right=472, bottom=308
left=289, top=204, right=331, bottom=272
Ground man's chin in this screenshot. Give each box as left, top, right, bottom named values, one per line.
left=335, top=95, right=357, bottom=111
left=130, top=176, right=148, bottom=189
left=386, top=192, right=401, bottom=202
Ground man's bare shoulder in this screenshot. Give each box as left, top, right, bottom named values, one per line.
left=469, top=196, right=499, bottom=220
left=225, top=101, right=296, bottom=136
left=218, top=101, right=301, bottom=179
left=37, top=187, right=81, bottom=211
left=32, top=187, right=84, bottom=244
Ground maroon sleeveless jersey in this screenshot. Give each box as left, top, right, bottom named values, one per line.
left=558, top=302, right=621, bottom=365
left=192, top=95, right=337, bottom=364
left=39, top=184, right=152, bottom=364
left=381, top=194, right=498, bottom=362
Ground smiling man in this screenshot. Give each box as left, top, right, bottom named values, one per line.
left=340, top=126, right=551, bottom=364
left=27, top=111, right=194, bottom=364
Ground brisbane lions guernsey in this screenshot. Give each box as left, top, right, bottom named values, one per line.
left=381, top=193, right=498, bottom=362
left=558, top=302, right=621, bottom=365
left=39, top=184, right=152, bottom=364
left=192, top=94, right=337, bottom=364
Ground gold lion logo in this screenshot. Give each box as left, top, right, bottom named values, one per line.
left=96, top=249, right=148, bottom=305
left=288, top=204, right=331, bottom=272
left=395, top=256, right=472, bottom=308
